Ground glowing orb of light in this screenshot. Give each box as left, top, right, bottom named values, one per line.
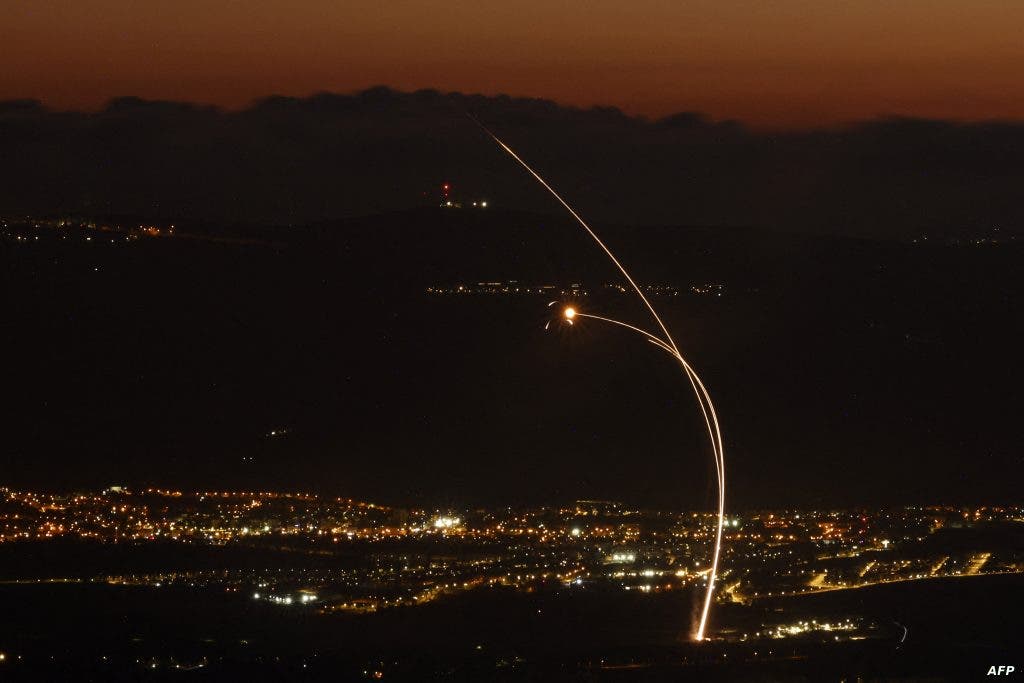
left=563, top=307, right=576, bottom=320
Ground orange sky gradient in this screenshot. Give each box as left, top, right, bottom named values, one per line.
left=4, top=0, right=1024, bottom=128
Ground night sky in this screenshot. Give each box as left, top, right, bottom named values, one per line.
left=3, top=2, right=1023, bottom=509
left=5, top=0, right=1024, bottom=127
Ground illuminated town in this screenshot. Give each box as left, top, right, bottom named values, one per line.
left=2, top=487, right=1021, bottom=641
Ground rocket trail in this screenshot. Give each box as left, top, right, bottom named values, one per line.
left=575, top=311, right=724, bottom=641
left=475, top=115, right=725, bottom=641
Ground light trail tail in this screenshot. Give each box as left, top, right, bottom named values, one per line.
left=474, top=116, right=725, bottom=641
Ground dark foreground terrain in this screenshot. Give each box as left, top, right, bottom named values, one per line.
left=0, top=573, right=1020, bottom=680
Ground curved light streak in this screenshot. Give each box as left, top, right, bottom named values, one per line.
left=472, top=116, right=725, bottom=640
left=575, top=311, right=725, bottom=641
left=575, top=312, right=720, bottom=487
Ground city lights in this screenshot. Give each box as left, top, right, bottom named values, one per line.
left=432, top=516, right=461, bottom=529
left=0, top=485, right=1020, bottom=644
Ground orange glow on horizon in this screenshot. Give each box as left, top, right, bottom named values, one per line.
left=4, top=1, right=1024, bottom=128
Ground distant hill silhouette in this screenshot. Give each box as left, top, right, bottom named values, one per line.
left=2, top=87, right=1024, bottom=239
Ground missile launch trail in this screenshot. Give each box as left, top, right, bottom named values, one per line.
left=474, top=116, right=725, bottom=641
left=570, top=310, right=724, bottom=641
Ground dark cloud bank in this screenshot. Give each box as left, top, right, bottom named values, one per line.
left=2, top=87, right=1023, bottom=238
